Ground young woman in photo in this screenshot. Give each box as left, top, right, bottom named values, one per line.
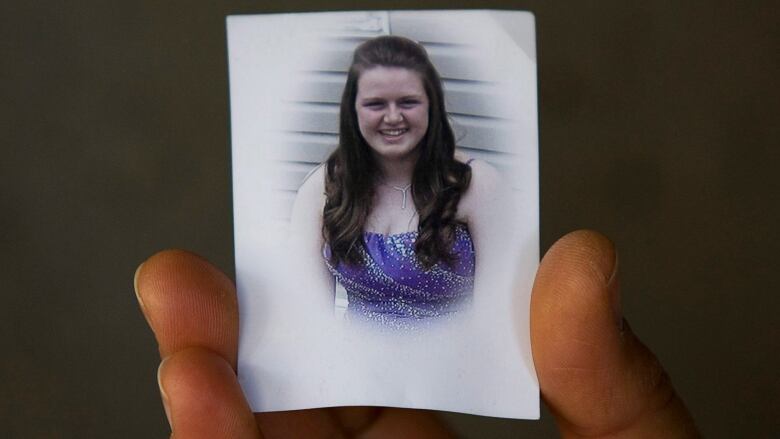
left=291, top=35, right=507, bottom=329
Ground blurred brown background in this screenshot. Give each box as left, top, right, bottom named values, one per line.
left=2, top=1, right=778, bottom=437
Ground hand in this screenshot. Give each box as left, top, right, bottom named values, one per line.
left=134, top=230, right=698, bottom=438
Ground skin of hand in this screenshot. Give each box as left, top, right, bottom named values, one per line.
left=134, top=230, right=699, bottom=438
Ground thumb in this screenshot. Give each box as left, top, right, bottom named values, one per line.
left=531, top=230, right=699, bottom=438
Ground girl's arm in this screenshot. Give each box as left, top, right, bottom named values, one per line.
left=289, top=164, right=336, bottom=313
left=459, top=159, right=518, bottom=314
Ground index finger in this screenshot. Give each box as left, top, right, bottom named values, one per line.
left=134, top=249, right=239, bottom=368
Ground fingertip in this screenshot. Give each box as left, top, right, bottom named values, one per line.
left=134, top=261, right=148, bottom=318
left=549, top=230, right=622, bottom=329
left=531, top=231, right=698, bottom=437
left=159, top=347, right=260, bottom=439
left=134, top=250, right=204, bottom=310
left=134, top=261, right=144, bottom=297
left=139, top=249, right=230, bottom=293
left=532, top=230, right=620, bottom=353
left=540, top=230, right=617, bottom=286
left=157, top=356, right=173, bottom=429
left=135, top=248, right=239, bottom=367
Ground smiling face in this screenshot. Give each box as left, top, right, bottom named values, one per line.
left=355, top=66, right=429, bottom=163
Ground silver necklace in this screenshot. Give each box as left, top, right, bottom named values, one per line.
left=389, top=183, right=412, bottom=210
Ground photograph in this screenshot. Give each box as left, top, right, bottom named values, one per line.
left=5, top=1, right=778, bottom=436
left=228, top=10, right=539, bottom=418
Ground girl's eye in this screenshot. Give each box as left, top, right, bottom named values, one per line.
left=400, top=100, right=419, bottom=108
left=364, top=102, right=383, bottom=108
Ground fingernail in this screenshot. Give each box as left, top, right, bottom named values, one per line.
left=158, top=358, right=173, bottom=429
left=134, top=262, right=145, bottom=310
left=607, top=250, right=623, bottom=331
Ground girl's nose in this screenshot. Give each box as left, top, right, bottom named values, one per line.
left=384, top=106, right=403, bottom=124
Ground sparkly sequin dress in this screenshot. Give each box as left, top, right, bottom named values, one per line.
left=324, top=224, right=475, bottom=328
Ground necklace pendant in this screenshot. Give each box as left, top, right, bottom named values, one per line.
left=389, top=183, right=412, bottom=210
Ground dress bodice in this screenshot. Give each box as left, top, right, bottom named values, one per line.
left=324, top=224, right=475, bottom=328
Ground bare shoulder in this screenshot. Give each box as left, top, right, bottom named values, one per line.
left=467, top=159, right=501, bottom=192
left=462, top=157, right=502, bottom=201
left=297, top=163, right=326, bottom=201
left=458, top=158, right=503, bottom=222
left=291, top=164, right=326, bottom=230
left=454, top=151, right=501, bottom=192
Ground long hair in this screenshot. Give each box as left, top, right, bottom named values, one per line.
left=323, top=36, right=472, bottom=269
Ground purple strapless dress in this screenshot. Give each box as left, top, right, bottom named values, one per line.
left=324, top=224, right=475, bottom=328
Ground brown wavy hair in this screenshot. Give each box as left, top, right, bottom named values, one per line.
left=323, top=36, right=472, bottom=269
